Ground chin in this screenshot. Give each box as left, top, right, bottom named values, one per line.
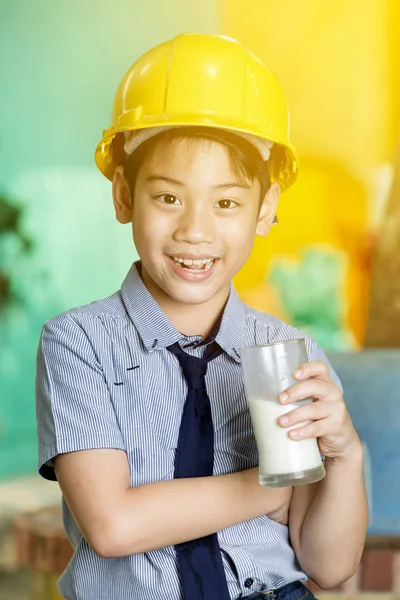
left=164, top=272, right=233, bottom=307
left=143, top=261, right=231, bottom=307
left=166, top=287, right=219, bottom=306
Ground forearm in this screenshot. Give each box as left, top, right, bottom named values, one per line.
left=298, top=445, right=368, bottom=588
left=56, top=449, right=291, bottom=558
left=105, top=469, right=289, bottom=557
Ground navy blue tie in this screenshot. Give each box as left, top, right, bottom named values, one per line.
left=168, top=341, right=231, bottom=600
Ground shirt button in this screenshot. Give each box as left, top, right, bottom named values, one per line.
left=244, top=578, right=254, bottom=588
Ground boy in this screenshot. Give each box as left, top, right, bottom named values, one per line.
left=36, top=33, right=368, bottom=600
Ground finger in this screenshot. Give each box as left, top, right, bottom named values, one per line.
left=293, top=361, right=331, bottom=383
left=278, top=400, right=332, bottom=428
left=279, top=379, right=341, bottom=404
left=287, top=419, right=328, bottom=440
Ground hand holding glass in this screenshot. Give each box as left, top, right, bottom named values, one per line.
left=240, top=339, right=326, bottom=487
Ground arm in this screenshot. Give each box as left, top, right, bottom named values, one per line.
left=289, top=441, right=368, bottom=589
left=54, top=449, right=293, bottom=558
left=38, top=315, right=292, bottom=557
left=278, top=354, right=369, bottom=590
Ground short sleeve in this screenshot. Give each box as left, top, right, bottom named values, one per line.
left=36, top=314, right=126, bottom=481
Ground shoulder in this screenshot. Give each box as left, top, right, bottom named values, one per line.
left=42, top=290, right=128, bottom=336
left=242, top=304, right=310, bottom=346
left=38, top=290, right=135, bottom=363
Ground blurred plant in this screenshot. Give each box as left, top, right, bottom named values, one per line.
left=268, top=245, right=357, bottom=351
left=0, top=191, right=33, bottom=311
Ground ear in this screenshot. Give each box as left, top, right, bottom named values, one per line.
left=256, top=182, right=281, bottom=237
left=112, top=166, right=133, bottom=224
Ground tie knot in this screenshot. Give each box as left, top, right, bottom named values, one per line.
left=168, top=343, right=208, bottom=390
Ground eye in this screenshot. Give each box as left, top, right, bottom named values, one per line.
left=216, top=199, right=238, bottom=209
left=159, top=194, right=181, bottom=205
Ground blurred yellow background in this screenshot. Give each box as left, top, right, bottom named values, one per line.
left=225, top=0, right=400, bottom=349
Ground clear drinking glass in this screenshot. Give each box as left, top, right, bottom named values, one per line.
left=240, top=339, right=326, bottom=488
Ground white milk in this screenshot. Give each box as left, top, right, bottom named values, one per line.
left=248, top=398, right=322, bottom=475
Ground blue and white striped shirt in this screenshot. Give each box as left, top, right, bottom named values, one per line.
left=36, top=261, right=341, bottom=600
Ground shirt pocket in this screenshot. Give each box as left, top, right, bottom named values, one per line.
left=115, top=378, right=179, bottom=486
left=117, top=361, right=185, bottom=450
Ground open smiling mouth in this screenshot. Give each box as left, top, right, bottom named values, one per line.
left=170, top=257, right=217, bottom=271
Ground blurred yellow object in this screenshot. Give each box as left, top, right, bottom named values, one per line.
left=14, top=506, right=73, bottom=600
left=95, top=32, right=298, bottom=189
left=224, top=0, right=400, bottom=345
left=30, top=572, right=64, bottom=600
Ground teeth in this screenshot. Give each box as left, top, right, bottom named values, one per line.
left=172, top=256, right=215, bottom=270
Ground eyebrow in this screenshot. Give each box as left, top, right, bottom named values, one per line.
left=145, top=175, right=251, bottom=189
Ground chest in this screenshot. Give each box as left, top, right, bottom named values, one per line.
left=103, top=347, right=258, bottom=484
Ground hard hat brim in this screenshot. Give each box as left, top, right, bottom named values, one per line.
left=95, top=123, right=299, bottom=190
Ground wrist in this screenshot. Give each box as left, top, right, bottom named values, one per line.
left=325, top=439, right=364, bottom=468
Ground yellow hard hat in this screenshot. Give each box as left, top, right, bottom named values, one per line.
left=95, top=33, right=299, bottom=189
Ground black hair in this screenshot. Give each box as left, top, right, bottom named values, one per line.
left=123, top=126, right=271, bottom=202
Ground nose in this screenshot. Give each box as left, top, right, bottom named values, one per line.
left=173, top=202, right=215, bottom=245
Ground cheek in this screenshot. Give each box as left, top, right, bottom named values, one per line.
left=132, top=206, right=166, bottom=247
left=219, top=214, right=258, bottom=252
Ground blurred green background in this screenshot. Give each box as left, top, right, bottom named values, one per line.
left=0, top=0, right=218, bottom=479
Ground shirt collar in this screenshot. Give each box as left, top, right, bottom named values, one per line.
left=214, top=284, right=246, bottom=362
left=121, top=262, right=184, bottom=351
left=121, top=261, right=246, bottom=361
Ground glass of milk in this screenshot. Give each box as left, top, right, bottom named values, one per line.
left=240, top=339, right=325, bottom=488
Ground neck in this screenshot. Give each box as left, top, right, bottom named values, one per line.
left=157, top=294, right=228, bottom=338
left=140, top=265, right=230, bottom=338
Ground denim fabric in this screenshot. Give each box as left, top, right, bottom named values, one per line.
left=239, top=580, right=316, bottom=600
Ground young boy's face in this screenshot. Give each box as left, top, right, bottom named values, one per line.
left=113, top=136, right=280, bottom=311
